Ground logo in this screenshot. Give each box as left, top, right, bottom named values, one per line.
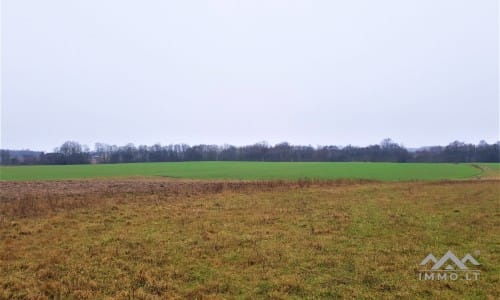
left=418, top=250, right=481, bottom=281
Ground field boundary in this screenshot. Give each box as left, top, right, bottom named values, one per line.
left=2, top=178, right=499, bottom=220
left=0, top=178, right=376, bottom=219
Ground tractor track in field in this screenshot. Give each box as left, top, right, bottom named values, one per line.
left=470, top=163, right=486, bottom=175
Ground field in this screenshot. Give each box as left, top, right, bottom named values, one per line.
left=1, top=163, right=499, bottom=299
left=0, top=161, right=487, bottom=181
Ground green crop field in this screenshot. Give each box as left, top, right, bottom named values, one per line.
left=0, top=161, right=493, bottom=181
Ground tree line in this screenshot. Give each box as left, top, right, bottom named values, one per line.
left=1, top=139, right=499, bottom=165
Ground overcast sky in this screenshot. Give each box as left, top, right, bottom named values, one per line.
left=1, top=0, right=499, bottom=152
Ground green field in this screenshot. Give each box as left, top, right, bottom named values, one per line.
left=0, top=161, right=490, bottom=181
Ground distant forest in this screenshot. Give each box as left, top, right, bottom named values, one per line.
left=1, top=139, right=499, bottom=165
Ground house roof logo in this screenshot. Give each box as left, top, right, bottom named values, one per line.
left=420, top=250, right=480, bottom=270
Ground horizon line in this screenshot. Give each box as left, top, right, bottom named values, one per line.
left=2, top=138, right=499, bottom=153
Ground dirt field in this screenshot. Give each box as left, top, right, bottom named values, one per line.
left=1, top=179, right=499, bottom=299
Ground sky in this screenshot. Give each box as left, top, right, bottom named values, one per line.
left=1, top=0, right=499, bottom=152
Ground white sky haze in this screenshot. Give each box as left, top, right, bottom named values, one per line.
left=1, top=0, right=499, bottom=151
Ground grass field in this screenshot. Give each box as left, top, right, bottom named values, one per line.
left=1, top=163, right=498, bottom=298
left=0, top=161, right=490, bottom=181
left=0, top=179, right=498, bottom=299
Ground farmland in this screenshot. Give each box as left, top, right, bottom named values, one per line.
left=0, top=163, right=498, bottom=299
left=0, top=178, right=499, bottom=299
left=0, top=161, right=488, bottom=181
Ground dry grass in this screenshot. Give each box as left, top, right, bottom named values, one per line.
left=0, top=178, right=373, bottom=218
left=0, top=179, right=499, bottom=299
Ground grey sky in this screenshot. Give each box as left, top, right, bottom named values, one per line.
left=1, top=0, right=499, bottom=152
